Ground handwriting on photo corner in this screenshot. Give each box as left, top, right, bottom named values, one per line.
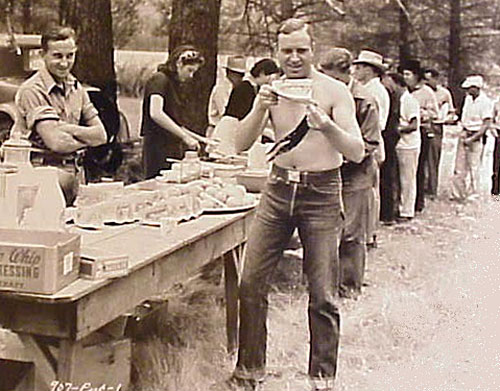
left=50, top=381, right=122, bottom=391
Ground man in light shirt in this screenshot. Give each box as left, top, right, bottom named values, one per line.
left=206, top=55, right=246, bottom=138
left=423, top=68, right=456, bottom=199
left=352, top=50, right=390, bottom=247
left=451, top=75, right=493, bottom=200
left=400, top=59, right=439, bottom=213
left=389, top=73, right=421, bottom=221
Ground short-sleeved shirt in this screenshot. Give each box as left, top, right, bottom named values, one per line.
left=411, top=84, right=439, bottom=126
left=15, top=67, right=99, bottom=150
left=208, top=81, right=232, bottom=126
left=224, top=79, right=258, bottom=120
left=397, top=90, right=421, bottom=149
left=461, top=92, right=493, bottom=132
left=363, top=77, right=390, bottom=131
left=341, top=78, right=381, bottom=191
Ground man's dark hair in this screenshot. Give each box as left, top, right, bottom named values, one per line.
left=424, top=68, right=440, bottom=78
left=41, top=25, right=76, bottom=51
left=250, top=58, right=279, bottom=78
left=388, top=72, right=407, bottom=88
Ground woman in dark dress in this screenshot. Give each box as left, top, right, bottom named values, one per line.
left=140, top=45, right=205, bottom=178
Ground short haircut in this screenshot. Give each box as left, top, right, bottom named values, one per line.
left=319, top=47, right=353, bottom=73
left=277, top=18, right=313, bottom=44
left=250, top=58, right=279, bottom=77
left=424, top=68, right=440, bottom=78
left=41, top=25, right=76, bottom=51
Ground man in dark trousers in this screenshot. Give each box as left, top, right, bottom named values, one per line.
left=319, top=47, right=381, bottom=299
left=231, top=19, right=364, bottom=391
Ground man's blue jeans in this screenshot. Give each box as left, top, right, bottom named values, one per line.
left=235, top=165, right=344, bottom=382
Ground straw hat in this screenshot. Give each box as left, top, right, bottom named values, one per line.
left=461, top=75, right=484, bottom=89
left=225, top=55, right=246, bottom=74
left=352, top=50, right=387, bottom=72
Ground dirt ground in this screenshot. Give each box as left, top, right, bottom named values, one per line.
left=124, top=120, right=500, bottom=391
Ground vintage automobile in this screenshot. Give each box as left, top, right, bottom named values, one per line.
left=0, top=33, right=131, bottom=181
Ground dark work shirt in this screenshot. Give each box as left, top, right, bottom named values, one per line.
left=224, top=80, right=257, bottom=120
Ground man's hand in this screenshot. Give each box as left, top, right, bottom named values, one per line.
left=306, top=103, right=331, bottom=130
left=255, top=85, right=278, bottom=110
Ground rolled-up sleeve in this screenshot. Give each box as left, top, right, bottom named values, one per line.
left=80, top=87, right=99, bottom=123
left=15, top=87, right=59, bottom=131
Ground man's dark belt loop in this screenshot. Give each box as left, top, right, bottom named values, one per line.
left=266, top=116, right=310, bottom=162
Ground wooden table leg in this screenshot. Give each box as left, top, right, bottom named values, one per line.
left=17, top=334, right=56, bottom=391
left=57, top=339, right=80, bottom=382
left=224, top=243, right=246, bottom=355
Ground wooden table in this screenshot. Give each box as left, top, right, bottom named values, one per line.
left=0, top=209, right=255, bottom=390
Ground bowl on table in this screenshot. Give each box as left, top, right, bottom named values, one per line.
left=235, top=170, right=269, bottom=193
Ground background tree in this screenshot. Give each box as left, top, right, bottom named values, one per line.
left=60, top=0, right=117, bottom=101
left=168, top=0, right=222, bottom=134
left=111, top=0, right=142, bottom=48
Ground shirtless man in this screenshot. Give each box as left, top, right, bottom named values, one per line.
left=231, top=19, right=363, bottom=391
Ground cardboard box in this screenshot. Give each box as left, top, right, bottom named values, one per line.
left=80, top=247, right=129, bottom=280
left=0, top=229, right=80, bottom=294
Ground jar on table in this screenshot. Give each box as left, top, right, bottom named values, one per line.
left=181, top=151, right=201, bottom=182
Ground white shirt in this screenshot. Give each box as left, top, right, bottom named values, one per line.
left=208, top=80, right=233, bottom=126
left=397, top=90, right=421, bottom=150
left=363, top=77, right=390, bottom=131
left=461, top=92, right=493, bottom=132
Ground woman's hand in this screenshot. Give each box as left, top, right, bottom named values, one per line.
left=183, top=134, right=200, bottom=150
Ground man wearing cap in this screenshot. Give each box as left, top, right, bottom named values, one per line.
left=423, top=68, right=456, bottom=199
left=231, top=18, right=363, bottom=391
left=206, top=55, right=246, bottom=138
left=318, top=47, right=381, bottom=299
left=352, top=49, right=390, bottom=247
left=450, top=75, right=493, bottom=200
left=400, top=59, right=439, bottom=213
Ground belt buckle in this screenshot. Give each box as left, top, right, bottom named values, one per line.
left=288, top=169, right=301, bottom=183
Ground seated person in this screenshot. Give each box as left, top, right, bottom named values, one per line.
left=15, top=25, right=107, bottom=205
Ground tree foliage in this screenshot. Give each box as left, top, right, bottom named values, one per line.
left=111, top=0, right=142, bottom=48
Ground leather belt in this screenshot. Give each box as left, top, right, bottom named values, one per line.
left=271, top=164, right=340, bottom=185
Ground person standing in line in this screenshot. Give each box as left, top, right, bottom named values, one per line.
left=15, top=25, right=107, bottom=205
left=140, top=45, right=205, bottom=179
left=388, top=73, right=421, bottom=221
left=490, top=93, right=500, bottom=195
left=230, top=18, right=364, bottom=391
left=208, top=59, right=280, bottom=155
left=380, top=71, right=403, bottom=224
left=423, top=68, right=456, bottom=199
left=352, top=50, right=390, bottom=248
left=318, top=47, right=381, bottom=299
left=450, top=75, right=493, bottom=200
left=206, top=55, right=246, bottom=138
left=399, top=59, right=439, bottom=213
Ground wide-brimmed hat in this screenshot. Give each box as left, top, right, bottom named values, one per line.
left=225, top=55, right=246, bottom=74
left=398, top=59, right=423, bottom=77
left=461, top=75, right=484, bottom=89
left=352, top=50, right=387, bottom=72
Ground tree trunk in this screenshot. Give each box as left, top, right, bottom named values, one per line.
left=59, top=0, right=116, bottom=102
left=281, top=0, right=294, bottom=19
left=398, top=0, right=411, bottom=64
left=21, top=0, right=32, bottom=33
left=449, top=0, right=464, bottom=112
left=169, top=0, right=221, bottom=135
